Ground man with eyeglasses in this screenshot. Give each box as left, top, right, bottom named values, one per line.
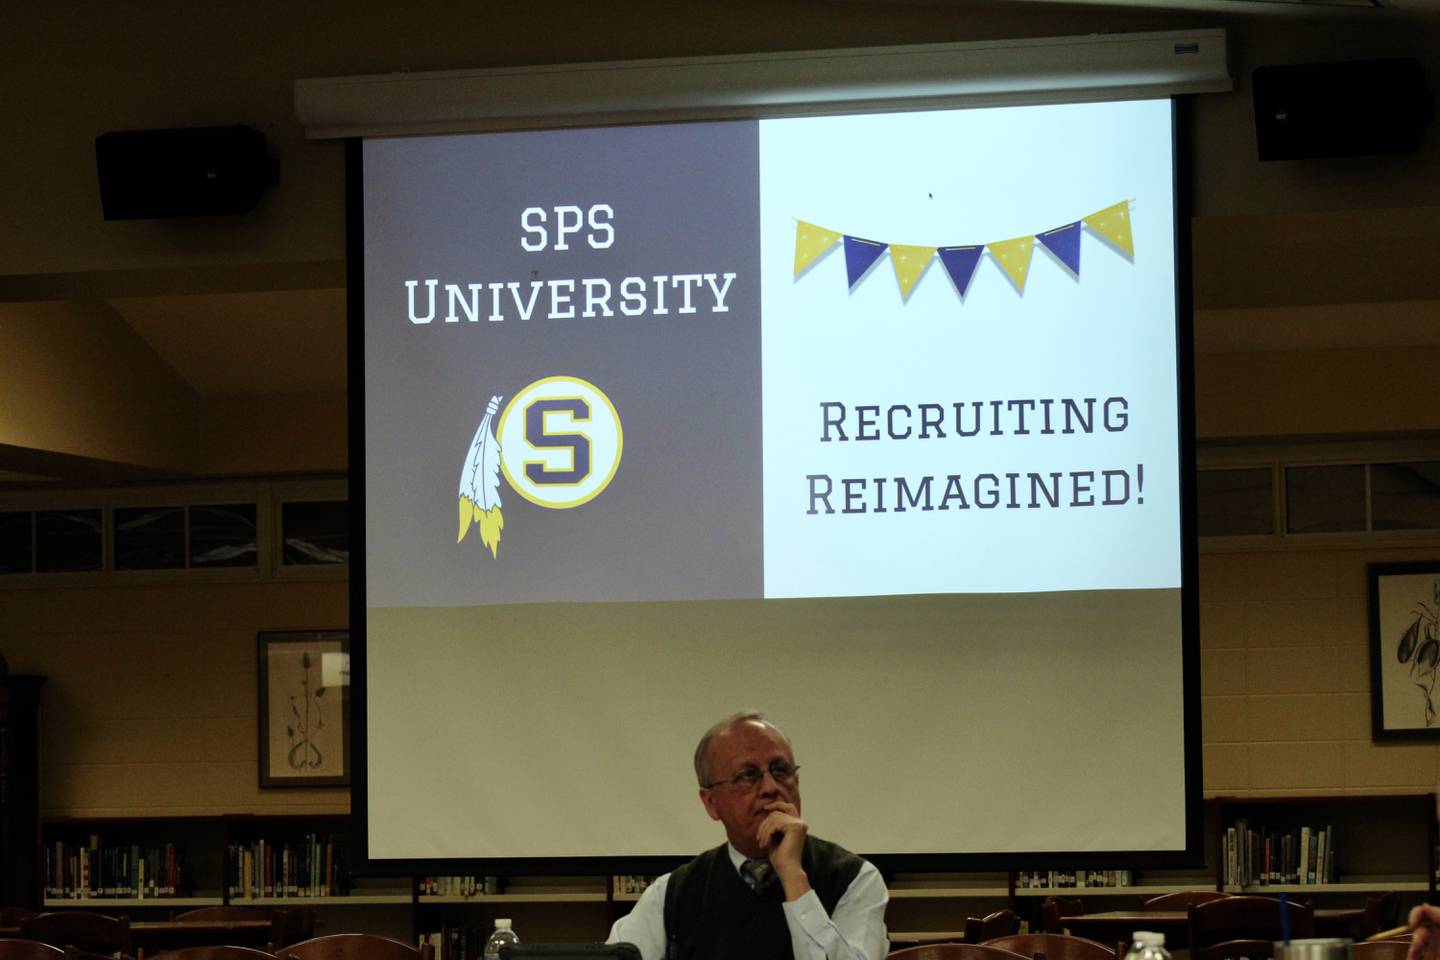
left=608, top=711, right=888, bottom=959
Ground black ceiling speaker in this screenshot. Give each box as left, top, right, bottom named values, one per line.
left=95, top=125, right=280, bottom=220
left=1253, top=58, right=1433, bottom=161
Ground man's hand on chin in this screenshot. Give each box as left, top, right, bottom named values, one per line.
left=756, top=802, right=813, bottom=901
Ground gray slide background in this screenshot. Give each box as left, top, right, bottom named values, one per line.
left=364, top=122, right=762, bottom=606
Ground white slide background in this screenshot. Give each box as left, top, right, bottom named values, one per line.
left=759, top=100, right=1180, bottom=598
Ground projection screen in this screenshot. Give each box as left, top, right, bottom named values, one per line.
left=353, top=88, right=1199, bottom=872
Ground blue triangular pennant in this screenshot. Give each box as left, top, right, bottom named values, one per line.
left=1036, top=222, right=1082, bottom=276
left=937, top=245, right=983, bottom=298
left=843, top=236, right=888, bottom=289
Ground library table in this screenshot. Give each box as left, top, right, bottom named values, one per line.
left=1061, top=908, right=1365, bottom=947
left=133, top=919, right=275, bottom=951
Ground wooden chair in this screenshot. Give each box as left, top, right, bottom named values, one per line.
left=172, top=907, right=273, bottom=922
left=170, top=906, right=271, bottom=947
left=888, top=944, right=1031, bottom=960
left=63, top=949, right=135, bottom=960
left=1353, top=939, right=1413, bottom=960
left=147, top=947, right=278, bottom=960
left=0, top=940, right=65, bottom=960
left=1192, top=940, right=1276, bottom=960
left=268, top=908, right=316, bottom=950
left=1144, top=891, right=1231, bottom=910
left=1187, top=897, right=1314, bottom=960
left=279, top=935, right=433, bottom=960
left=983, top=932, right=1120, bottom=960
left=965, top=911, right=1020, bottom=943
left=1362, top=893, right=1401, bottom=939
left=1, top=907, right=39, bottom=926
left=889, top=936, right=968, bottom=951
left=21, top=912, right=133, bottom=957
left=171, top=906, right=312, bottom=950
left=1041, top=897, right=1086, bottom=934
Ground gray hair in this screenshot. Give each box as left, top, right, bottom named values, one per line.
left=693, top=710, right=789, bottom=787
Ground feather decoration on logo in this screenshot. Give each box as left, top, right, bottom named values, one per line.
left=457, top=395, right=504, bottom=558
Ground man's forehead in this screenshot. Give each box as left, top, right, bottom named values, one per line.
left=709, top=719, right=794, bottom=763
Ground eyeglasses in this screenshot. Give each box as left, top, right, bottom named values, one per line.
left=705, top=761, right=801, bottom=791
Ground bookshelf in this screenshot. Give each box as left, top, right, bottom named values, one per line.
left=223, top=814, right=409, bottom=906
left=416, top=877, right=616, bottom=952
left=33, top=794, right=1436, bottom=942
left=1008, top=807, right=1221, bottom=908
left=43, top=815, right=226, bottom=906
left=421, top=892, right=609, bottom=903
left=39, top=814, right=410, bottom=911
left=1013, top=883, right=1214, bottom=896
left=1011, top=865, right=1221, bottom=900
left=1215, top=794, right=1438, bottom=900
left=417, top=876, right=611, bottom=904
left=609, top=875, right=657, bottom=903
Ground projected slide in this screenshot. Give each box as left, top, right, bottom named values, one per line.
left=364, top=100, right=1178, bottom=608
left=360, top=98, right=1188, bottom=863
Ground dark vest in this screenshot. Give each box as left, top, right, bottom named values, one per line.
left=662, top=837, right=864, bottom=960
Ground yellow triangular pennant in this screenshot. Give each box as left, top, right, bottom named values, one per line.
left=1083, top=201, right=1134, bottom=256
left=793, top=220, right=843, bottom=276
left=987, top=235, right=1035, bottom=292
left=889, top=244, right=936, bottom=300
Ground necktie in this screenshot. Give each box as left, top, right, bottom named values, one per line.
left=741, top=858, right=774, bottom=893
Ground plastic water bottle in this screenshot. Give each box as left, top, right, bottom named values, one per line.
left=483, top=919, right=520, bottom=960
left=1125, top=931, right=1172, bottom=960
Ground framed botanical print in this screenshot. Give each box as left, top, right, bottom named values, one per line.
left=1369, top=562, right=1440, bottom=740
left=258, top=630, right=351, bottom=786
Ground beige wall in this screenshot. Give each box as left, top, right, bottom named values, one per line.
left=1201, top=542, right=1440, bottom=798
left=0, top=302, right=202, bottom=475
left=1, top=577, right=348, bottom=817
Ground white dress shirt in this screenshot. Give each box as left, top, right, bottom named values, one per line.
left=607, top=843, right=889, bottom=960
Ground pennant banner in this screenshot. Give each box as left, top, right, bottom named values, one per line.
left=937, top=245, right=983, bottom=298
left=793, top=220, right=843, bottom=275
left=1082, top=201, right=1133, bottom=257
left=889, top=243, right=936, bottom=300
left=842, top=236, right=887, bottom=288
left=1036, top=221, right=1082, bottom=276
left=986, top=235, right=1035, bottom=292
left=793, top=201, right=1133, bottom=303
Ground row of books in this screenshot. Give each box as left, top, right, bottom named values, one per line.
left=419, top=876, right=658, bottom=896
left=418, top=876, right=504, bottom=896
left=1224, top=820, right=1336, bottom=886
left=1015, top=869, right=1134, bottom=889
left=614, top=875, right=657, bottom=894
left=45, top=837, right=185, bottom=899
left=420, top=928, right=501, bottom=960
left=228, top=834, right=347, bottom=898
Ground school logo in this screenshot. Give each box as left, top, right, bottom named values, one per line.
left=456, top=375, right=623, bottom=558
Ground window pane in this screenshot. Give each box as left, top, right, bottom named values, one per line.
left=1372, top=460, right=1440, bottom=531
left=0, top=512, right=33, bottom=574
left=114, top=506, right=186, bottom=570
left=282, top=500, right=349, bottom=565
left=1197, top=468, right=1273, bottom=537
left=190, top=503, right=258, bottom=568
left=1285, top=464, right=1366, bottom=534
left=35, top=509, right=103, bottom=572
